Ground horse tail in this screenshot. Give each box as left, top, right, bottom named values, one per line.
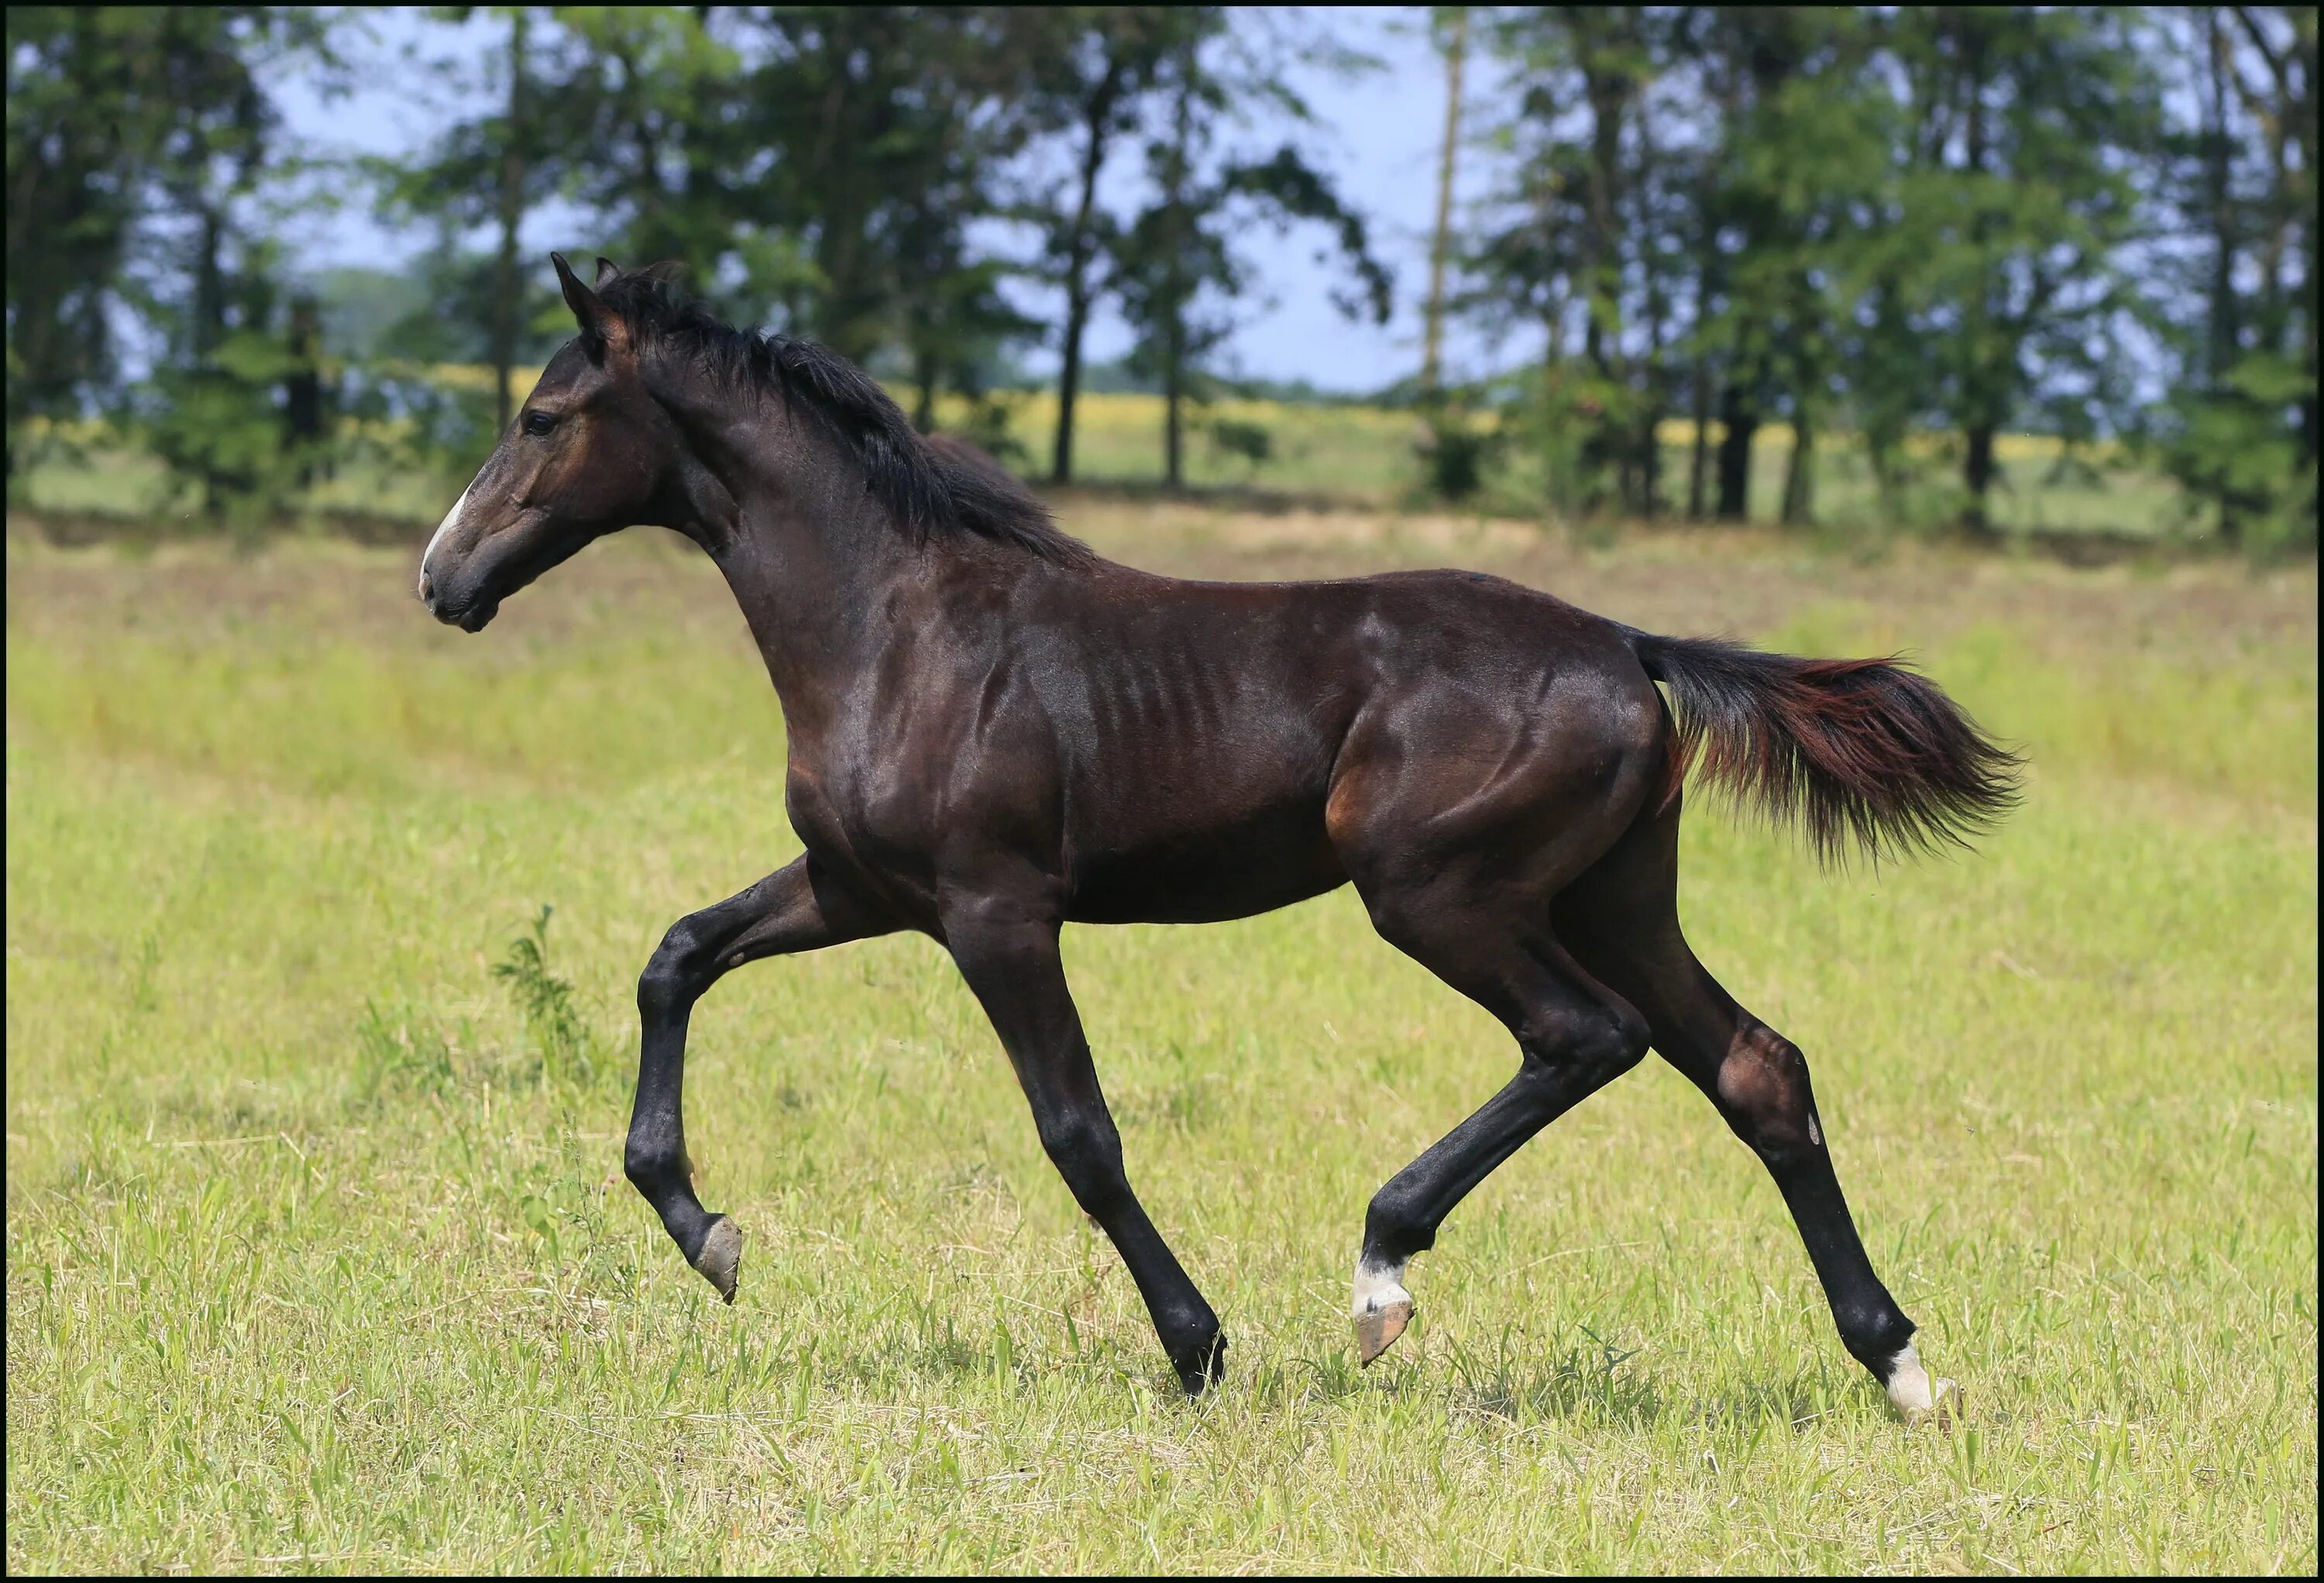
left=1624, top=628, right=2021, bottom=866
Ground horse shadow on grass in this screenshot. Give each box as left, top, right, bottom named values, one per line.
left=1246, top=1326, right=1862, bottom=1437
left=851, top=1307, right=1864, bottom=1435
left=1242, top=1327, right=1669, bottom=1431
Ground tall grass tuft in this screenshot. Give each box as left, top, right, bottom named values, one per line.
left=491, top=905, right=610, bottom=1094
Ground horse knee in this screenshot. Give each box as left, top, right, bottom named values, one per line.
left=638, top=919, right=713, bottom=1019
left=1717, top=1023, right=1820, bottom=1160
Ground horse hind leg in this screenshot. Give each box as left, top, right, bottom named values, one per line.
left=1555, top=804, right=1955, bottom=1423
left=1344, top=880, right=1652, bottom=1365
left=1329, top=715, right=1667, bottom=1362
left=1696, top=1003, right=1954, bottom=1421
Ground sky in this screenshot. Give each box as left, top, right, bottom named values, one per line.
left=265, top=7, right=1525, bottom=394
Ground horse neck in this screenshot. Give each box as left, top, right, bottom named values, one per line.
left=671, top=394, right=946, bottom=739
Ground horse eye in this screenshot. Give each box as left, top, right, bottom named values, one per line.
left=521, top=409, right=559, bottom=436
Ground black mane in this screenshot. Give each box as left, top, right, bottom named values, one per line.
left=596, top=266, right=1087, bottom=565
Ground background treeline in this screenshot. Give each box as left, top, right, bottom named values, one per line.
left=5, top=5, right=2315, bottom=554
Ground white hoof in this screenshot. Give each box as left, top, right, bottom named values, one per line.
left=1352, top=1258, right=1414, bottom=1366
left=1884, top=1341, right=1958, bottom=1426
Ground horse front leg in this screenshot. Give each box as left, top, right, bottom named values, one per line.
left=627, top=852, right=892, bottom=1301
left=942, top=896, right=1227, bottom=1395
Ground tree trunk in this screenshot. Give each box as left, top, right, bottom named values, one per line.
left=1714, top=383, right=1756, bottom=521
left=194, top=204, right=225, bottom=360
left=1635, top=82, right=1668, bottom=521
left=1963, top=422, right=1998, bottom=534
left=1573, top=28, right=1632, bottom=517
left=2295, top=13, right=2319, bottom=485
left=2202, top=9, right=2243, bottom=543
left=1422, top=6, right=1467, bottom=397
left=283, top=294, right=323, bottom=484
left=1686, top=359, right=1710, bottom=520
left=1686, top=213, right=1714, bottom=521
left=194, top=201, right=226, bottom=518
left=808, top=23, right=875, bottom=365
left=1052, top=272, right=1093, bottom=483
left=2203, top=6, right=2239, bottom=389
left=1582, top=50, right=1626, bottom=382
left=912, top=345, right=938, bottom=435
left=1958, top=24, right=2000, bottom=534
left=1686, top=149, right=1718, bottom=522
left=1164, top=314, right=1184, bottom=490
left=1051, top=63, right=1122, bottom=484
left=1161, top=52, right=1193, bottom=492
left=493, top=10, right=530, bottom=436
left=1867, top=440, right=1899, bottom=513
left=1635, top=407, right=1663, bottom=519
left=1779, top=409, right=1813, bottom=525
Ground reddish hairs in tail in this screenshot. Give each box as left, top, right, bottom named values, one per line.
left=1626, top=629, right=2022, bottom=866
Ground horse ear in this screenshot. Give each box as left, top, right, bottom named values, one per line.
left=552, top=251, right=614, bottom=350
left=594, top=256, right=620, bottom=288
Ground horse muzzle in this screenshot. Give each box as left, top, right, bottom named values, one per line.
left=418, top=567, right=500, bottom=631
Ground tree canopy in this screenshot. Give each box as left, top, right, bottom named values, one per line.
left=5, top=5, right=2312, bottom=552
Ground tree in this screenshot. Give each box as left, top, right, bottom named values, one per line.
left=376, top=6, right=605, bottom=435
left=459, top=7, right=1088, bottom=449
left=5, top=6, right=332, bottom=492
left=1462, top=7, right=2173, bottom=537
left=1675, top=5, right=1869, bottom=525
left=2151, top=5, right=2316, bottom=551
left=557, top=6, right=748, bottom=275
left=6, top=8, right=154, bottom=473
left=629, top=8, right=1034, bottom=367
left=879, top=11, right=1060, bottom=436
left=1422, top=6, right=1471, bottom=397
left=1015, top=7, right=1179, bottom=483
left=1109, top=12, right=1394, bottom=489
left=1473, top=5, right=1693, bottom=518
left=1886, top=7, right=2165, bottom=535
left=1718, top=8, right=1892, bottom=527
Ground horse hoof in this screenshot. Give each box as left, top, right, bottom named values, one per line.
left=1355, top=1299, right=1413, bottom=1366
left=1908, top=1377, right=1960, bottom=1431
left=1882, top=1342, right=1956, bottom=1426
left=1174, top=1331, right=1229, bottom=1398
left=691, top=1216, right=744, bottom=1303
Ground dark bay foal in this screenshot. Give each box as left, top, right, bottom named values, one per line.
left=419, top=256, right=2016, bottom=1416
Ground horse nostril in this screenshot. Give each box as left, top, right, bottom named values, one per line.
left=418, top=570, right=434, bottom=605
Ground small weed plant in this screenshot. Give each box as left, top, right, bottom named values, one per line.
left=491, top=904, right=610, bottom=1095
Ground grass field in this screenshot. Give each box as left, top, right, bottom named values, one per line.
left=5, top=505, right=2315, bottom=1571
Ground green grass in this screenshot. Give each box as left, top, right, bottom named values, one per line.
left=5, top=518, right=2315, bottom=1572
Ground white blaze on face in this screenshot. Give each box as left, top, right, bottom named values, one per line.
left=1352, top=1254, right=1413, bottom=1320
left=418, top=483, right=473, bottom=597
